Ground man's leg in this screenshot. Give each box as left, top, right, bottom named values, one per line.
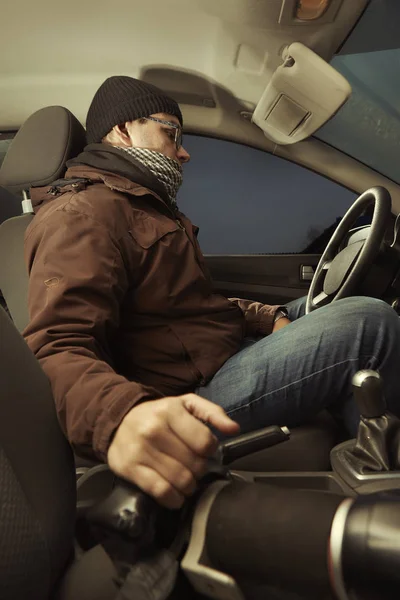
left=197, top=297, right=400, bottom=437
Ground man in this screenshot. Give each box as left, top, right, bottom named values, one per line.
left=24, top=76, right=400, bottom=509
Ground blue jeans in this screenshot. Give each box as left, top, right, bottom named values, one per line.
left=196, top=296, right=400, bottom=437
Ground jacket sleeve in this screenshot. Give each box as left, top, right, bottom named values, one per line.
left=229, top=298, right=282, bottom=337
left=24, top=208, right=160, bottom=462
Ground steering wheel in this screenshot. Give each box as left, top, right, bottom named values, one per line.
left=306, top=186, right=392, bottom=314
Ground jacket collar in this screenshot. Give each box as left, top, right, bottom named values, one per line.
left=29, top=143, right=179, bottom=215
left=29, top=166, right=171, bottom=214
left=66, top=143, right=170, bottom=203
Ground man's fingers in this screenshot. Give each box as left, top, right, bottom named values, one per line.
left=168, top=407, right=218, bottom=456
left=143, top=445, right=198, bottom=497
left=112, top=436, right=199, bottom=504
left=126, top=464, right=186, bottom=510
left=168, top=394, right=240, bottom=457
left=183, top=393, right=240, bottom=435
left=154, top=432, right=208, bottom=480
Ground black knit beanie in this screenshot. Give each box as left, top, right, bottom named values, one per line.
left=85, top=76, right=183, bottom=144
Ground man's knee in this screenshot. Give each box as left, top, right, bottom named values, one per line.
left=333, top=296, right=398, bottom=332
left=340, top=295, right=393, bottom=315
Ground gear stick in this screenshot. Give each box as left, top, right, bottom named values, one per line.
left=352, top=370, right=386, bottom=418
left=340, top=370, right=400, bottom=475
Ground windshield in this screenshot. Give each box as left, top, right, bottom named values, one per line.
left=315, top=48, right=400, bottom=184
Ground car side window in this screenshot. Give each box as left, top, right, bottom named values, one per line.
left=178, top=135, right=357, bottom=254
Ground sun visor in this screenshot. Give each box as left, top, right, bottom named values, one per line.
left=252, top=42, right=351, bottom=145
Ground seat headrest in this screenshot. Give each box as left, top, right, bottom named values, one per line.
left=0, top=106, right=86, bottom=194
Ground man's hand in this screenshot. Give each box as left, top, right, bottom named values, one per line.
left=107, top=394, right=240, bottom=509
left=272, top=317, right=291, bottom=333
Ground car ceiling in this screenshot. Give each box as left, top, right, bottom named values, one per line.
left=1, top=0, right=369, bottom=129
left=3, top=0, right=400, bottom=214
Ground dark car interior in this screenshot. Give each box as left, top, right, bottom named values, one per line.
left=0, top=105, right=342, bottom=473
left=3, top=0, right=400, bottom=597
left=1, top=104, right=400, bottom=600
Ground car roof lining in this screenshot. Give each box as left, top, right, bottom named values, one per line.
left=1, top=0, right=368, bottom=128
left=3, top=0, right=399, bottom=213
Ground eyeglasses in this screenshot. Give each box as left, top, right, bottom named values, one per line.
left=143, top=116, right=183, bottom=150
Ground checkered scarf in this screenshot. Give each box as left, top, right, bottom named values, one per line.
left=118, top=146, right=183, bottom=208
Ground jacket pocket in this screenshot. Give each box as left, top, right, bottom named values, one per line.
left=129, top=215, right=179, bottom=249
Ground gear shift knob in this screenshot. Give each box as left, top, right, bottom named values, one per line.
left=352, top=370, right=386, bottom=418
left=331, top=370, right=400, bottom=483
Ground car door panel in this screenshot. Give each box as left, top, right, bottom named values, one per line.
left=205, top=254, right=321, bottom=305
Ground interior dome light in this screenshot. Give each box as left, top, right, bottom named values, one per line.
left=296, top=0, right=331, bottom=20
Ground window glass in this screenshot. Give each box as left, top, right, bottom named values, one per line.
left=315, top=49, right=400, bottom=184
left=178, top=135, right=356, bottom=254
left=314, top=0, right=400, bottom=183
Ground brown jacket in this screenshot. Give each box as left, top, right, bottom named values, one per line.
left=23, top=145, right=279, bottom=460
